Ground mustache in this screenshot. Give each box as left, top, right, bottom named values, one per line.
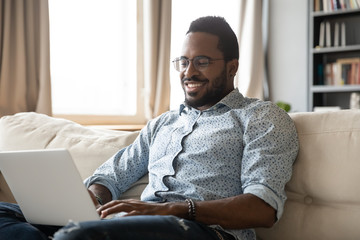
left=181, top=77, right=207, bottom=83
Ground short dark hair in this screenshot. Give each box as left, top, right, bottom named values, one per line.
left=186, top=16, right=239, bottom=60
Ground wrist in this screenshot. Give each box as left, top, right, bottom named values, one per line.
left=164, top=201, right=188, bottom=219
left=88, top=184, right=112, bottom=205
left=94, top=194, right=104, bottom=205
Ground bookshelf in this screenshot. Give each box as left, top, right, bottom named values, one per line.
left=309, top=0, right=360, bottom=111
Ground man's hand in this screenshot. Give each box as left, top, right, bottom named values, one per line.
left=87, top=185, right=276, bottom=229
left=97, top=199, right=188, bottom=219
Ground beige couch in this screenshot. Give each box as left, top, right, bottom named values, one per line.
left=1, top=110, right=360, bottom=239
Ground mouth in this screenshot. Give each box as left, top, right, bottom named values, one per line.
left=186, top=82, right=204, bottom=88
left=184, top=81, right=206, bottom=93
left=183, top=78, right=207, bottom=93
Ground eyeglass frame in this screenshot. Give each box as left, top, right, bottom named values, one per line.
left=172, top=56, right=226, bottom=72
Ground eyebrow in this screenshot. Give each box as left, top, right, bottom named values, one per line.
left=179, top=55, right=211, bottom=59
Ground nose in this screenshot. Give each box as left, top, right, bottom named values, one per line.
left=184, top=60, right=199, bottom=77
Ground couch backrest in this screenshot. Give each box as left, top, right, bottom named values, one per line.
left=256, top=110, right=360, bottom=240
left=2, top=110, right=360, bottom=239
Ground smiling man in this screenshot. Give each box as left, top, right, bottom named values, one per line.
left=0, top=16, right=299, bottom=240
left=176, top=23, right=238, bottom=111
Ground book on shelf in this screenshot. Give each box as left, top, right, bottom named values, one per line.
left=321, top=57, right=360, bottom=86
left=317, top=21, right=346, bottom=48
left=314, top=0, right=360, bottom=12
left=325, top=21, right=332, bottom=47
left=318, top=64, right=325, bottom=85
left=338, top=58, right=360, bottom=85
left=324, top=63, right=336, bottom=85
left=315, top=0, right=322, bottom=11
left=319, top=22, right=325, bottom=47
left=341, top=22, right=346, bottom=46
left=334, top=22, right=339, bottom=46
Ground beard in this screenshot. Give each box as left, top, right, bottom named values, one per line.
left=183, top=68, right=228, bottom=109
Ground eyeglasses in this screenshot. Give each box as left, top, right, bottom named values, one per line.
left=172, top=56, right=225, bottom=72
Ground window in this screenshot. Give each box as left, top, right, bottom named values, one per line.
left=169, top=0, right=240, bottom=109
left=49, top=0, right=240, bottom=124
left=49, top=0, right=141, bottom=124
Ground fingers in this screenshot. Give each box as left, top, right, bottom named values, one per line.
left=97, top=199, right=160, bottom=219
left=97, top=200, right=122, bottom=218
left=124, top=210, right=141, bottom=217
left=97, top=200, right=135, bottom=218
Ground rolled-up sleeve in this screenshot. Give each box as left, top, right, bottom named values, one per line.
left=84, top=127, right=151, bottom=200
left=241, top=104, right=299, bottom=220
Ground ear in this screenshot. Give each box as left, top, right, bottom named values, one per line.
left=227, top=59, right=239, bottom=78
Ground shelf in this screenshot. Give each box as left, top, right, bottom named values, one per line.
left=311, top=85, right=360, bottom=93
left=312, top=45, right=360, bottom=54
left=309, top=0, right=360, bottom=111
left=312, top=9, right=360, bottom=17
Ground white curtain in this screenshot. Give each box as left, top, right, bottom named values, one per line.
left=140, top=0, right=172, bottom=120
left=0, top=0, right=52, bottom=117
left=235, top=0, right=269, bottom=100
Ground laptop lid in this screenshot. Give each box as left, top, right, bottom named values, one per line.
left=0, top=149, right=100, bottom=226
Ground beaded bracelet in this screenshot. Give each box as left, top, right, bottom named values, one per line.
left=185, top=198, right=196, bottom=220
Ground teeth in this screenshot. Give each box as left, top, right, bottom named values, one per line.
left=187, top=83, right=202, bottom=88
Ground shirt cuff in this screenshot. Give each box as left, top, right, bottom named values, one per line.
left=243, top=184, right=284, bottom=221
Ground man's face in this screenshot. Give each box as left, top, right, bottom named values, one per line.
left=179, top=32, right=236, bottom=110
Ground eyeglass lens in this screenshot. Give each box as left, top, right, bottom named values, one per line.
left=173, top=57, right=210, bottom=72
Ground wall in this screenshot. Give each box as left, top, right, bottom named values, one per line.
left=268, top=0, right=308, bottom=112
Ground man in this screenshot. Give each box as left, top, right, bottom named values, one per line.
left=0, top=16, right=298, bottom=240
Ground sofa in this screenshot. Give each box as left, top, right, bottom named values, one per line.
left=0, top=110, right=359, bottom=239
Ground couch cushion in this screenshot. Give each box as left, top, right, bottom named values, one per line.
left=0, top=112, right=143, bottom=202
left=256, top=110, right=360, bottom=240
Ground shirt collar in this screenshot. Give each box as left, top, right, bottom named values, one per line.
left=178, top=88, right=244, bottom=115
left=217, top=88, right=244, bottom=109
left=179, top=104, right=187, bottom=115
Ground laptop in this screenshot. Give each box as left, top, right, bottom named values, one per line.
left=0, top=149, right=100, bottom=226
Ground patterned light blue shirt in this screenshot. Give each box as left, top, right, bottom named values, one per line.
left=85, top=89, right=299, bottom=240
